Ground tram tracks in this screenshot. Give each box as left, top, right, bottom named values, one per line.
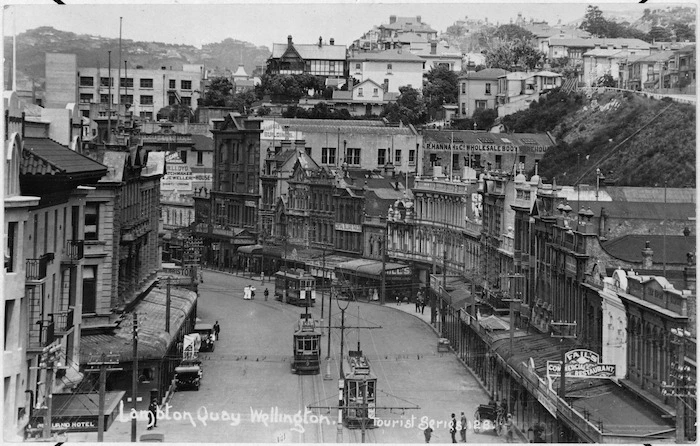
left=297, top=372, right=325, bottom=443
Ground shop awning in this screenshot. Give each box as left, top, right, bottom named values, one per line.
left=335, top=259, right=411, bottom=279
left=80, top=287, right=197, bottom=362
left=30, top=391, right=126, bottom=433
left=237, top=244, right=263, bottom=254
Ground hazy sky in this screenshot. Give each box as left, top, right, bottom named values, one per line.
left=2, top=1, right=690, bottom=49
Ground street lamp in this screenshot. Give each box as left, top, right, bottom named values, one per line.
left=662, top=327, right=696, bottom=442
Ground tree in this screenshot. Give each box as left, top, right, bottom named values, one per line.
left=157, top=104, right=193, bottom=123
left=472, top=108, right=498, bottom=130
left=648, top=25, right=672, bottom=42
left=673, top=22, right=695, bottom=41
left=485, top=40, right=545, bottom=71
left=494, top=24, right=534, bottom=43
left=446, top=24, right=466, bottom=37
left=596, top=74, right=617, bottom=87
left=199, top=77, right=234, bottom=107
left=381, top=86, right=427, bottom=125
left=580, top=5, right=608, bottom=37
left=257, top=73, right=326, bottom=102
left=423, top=66, right=459, bottom=120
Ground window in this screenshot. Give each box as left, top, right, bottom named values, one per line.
left=409, top=149, right=416, bottom=163
left=82, top=266, right=97, bottom=314
left=322, top=147, right=336, bottom=164
left=358, top=88, right=363, bottom=97
left=485, top=83, right=491, bottom=95
left=5, top=222, right=17, bottom=272
left=373, top=88, right=379, bottom=97
left=120, top=94, right=133, bottom=105
left=169, top=79, right=176, bottom=89
left=329, top=61, right=335, bottom=73
left=461, top=82, right=466, bottom=94
left=395, top=149, right=402, bottom=163
left=140, top=78, right=153, bottom=88
left=495, top=155, right=502, bottom=170
left=355, top=63, right=361, bottom=71
left=347, top=148, right=361, bottom=165
left=80, top=76, right=94, bottom=87
left=100, top=94, right=111, bottom=104
left=181, top=80, right=192, bottom=90
left=476, top=100, right=487, bottom=109
left=377, top=148, right=386, bottom=165
left=140, top=95, right=153, bottom=105
left=80, top=93, right=93, bottom=103
left=81, top=110, right=90, bottom=118
left=181, top=96, right=192, bottom=106
left=120, top=77, right=134, bottom=88
left=197, top=151, right=203, bottom=166
left=387, top=63, right=393, bottom=73
left=139, top=111, right=153, bottom=120
left=84, top=203, right=99, bottom=240
left=180, top=150, right=188, bottom=164
left=100, top=77, right=112, bottom=87
left=461, top=102, right=466, bottom=115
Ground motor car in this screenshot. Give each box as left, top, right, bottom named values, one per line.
left=174, top=363, right=202, bottom=391
left=193, top=323, right=215, bottom=352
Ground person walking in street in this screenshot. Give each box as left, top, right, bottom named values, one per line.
left=505, top=413, right=514, bottom=443
left=460, top=411, right=467, bottom=442
left=450, top=413, right=458, bottom=443
left=147, top=397, right=158, bottom=429
left=416, top=291, right=424, bottom=313
left=264, top=288, right=269, bottom=301
left=421, top=294, right=427, bottom=314
left=213, top=321, right=220, bottom=340
left=250, top=285, right=256, bottom=299
left=423, top=426, right=433, bottom=443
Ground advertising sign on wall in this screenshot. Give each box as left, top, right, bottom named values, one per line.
left=546, top=349, right=616, bottom=379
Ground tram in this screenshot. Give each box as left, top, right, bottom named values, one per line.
left=292, top=313, right=322, bottom=374
left=274, top=269, right=316, bottom=306
left=342, top=350, right=377, bottom=428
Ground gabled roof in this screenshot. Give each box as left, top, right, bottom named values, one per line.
left=549, top=38, right=651, bottom=49
left=191, top=134, right=214, bottom=151
left=410, top=41, right=462, bottom=57
left=380, top=17, right=436, bottom=33
left=625, top=51, right=675, bottom=63
left=21, top=137, right=106, bottom=177
left=459, top=68, right=509, bottom=80
left=349, top=49, right=424, bottom=63
left=271, top=42, right=347, bottom=60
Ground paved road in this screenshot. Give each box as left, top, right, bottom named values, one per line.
left=70, top=269, right=508, bottom=443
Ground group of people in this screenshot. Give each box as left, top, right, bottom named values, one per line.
left=424, top=401, right=515, bottom=444
left=415, top=290, right=427, bottom=314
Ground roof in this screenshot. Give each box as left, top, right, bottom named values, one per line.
left=271, top=42, right=347, bottom=60
left=191, top=134, right=214, bottom=151
left=534, top=70, right=563, bottom=77
left=269, top=118, right=417, bottom=136
left=626, top=51, right=675, bottom=63
left=549, top=38, right=651, bottom=49
left=583, top=48, right=626, bottom=57
left=459, top=68, right=509, bottom=80
left=336, top=258, right=411, bottom=278
left=410, top=41, right=462, bottom=57
left=380, top=16, right=436, bottom=33
left=602, top=235, right=696, bottom=264
left=21, top=137, right=107, bottom=177
left=80, top=287, right=197, bottom=362
left=423, top=129, right=554, bottom=148
left=349, top=49, right=424, bottom=63
left=502, top=72, right=532, bottom=80
left=98, top=152, right=127, bottom=183
left=389, top=32, right=429, bottom=44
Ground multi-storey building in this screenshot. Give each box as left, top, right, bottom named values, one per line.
left=496, top=71, right=563, bottom=117
left=348, top=49, right=425, bottom=93
left=377, top=16, right=438, bottom=48
left=299, top=79, right=400, bottom=117
left=266, top=35, right=347, bottom=84
left=193, top=113, right=262, bottom=268
left=3, top=92, right=40, bottom=441
left=457, top=68, right=508, bottom=118
left=409, top=40, right=463, bottom=72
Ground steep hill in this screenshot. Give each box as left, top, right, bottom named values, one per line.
left=3, top=26, right=271, bottom=89
left=502, top=90, right=696, bottom=188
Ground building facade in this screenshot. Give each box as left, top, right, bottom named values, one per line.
left=266, top=35, right=347, bottom=83
left=458, top=69, right=508, bottom=118
left=348, top=49, right=425, bottom=93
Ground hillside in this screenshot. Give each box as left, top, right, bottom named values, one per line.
left=2, top=26, right=271, bottom=89
left=502, top=90, right=696, bottom=188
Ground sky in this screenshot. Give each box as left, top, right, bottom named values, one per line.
left=3, top=0, right=688, bottom=49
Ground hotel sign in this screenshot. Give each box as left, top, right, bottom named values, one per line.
left=334, top=223, right=362, bottom=233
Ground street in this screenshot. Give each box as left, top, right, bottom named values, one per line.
left=71, top=269, right=506, bottom=443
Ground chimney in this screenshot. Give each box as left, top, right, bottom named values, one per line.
left=417, top=15, right=421, bottom=23
left=319, top=36, right=323, bottom=47
left=287, top=35, right=293, bottom=46
left=330, top=38, right=335, bottom=46
left=641, top=241, right=654, bottom=269
left=390, top=15, right=396, bottom=24
left=430, top=41, right=437, bottom=54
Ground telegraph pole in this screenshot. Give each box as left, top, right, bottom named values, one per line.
left=85, top=354, right=122, bottom=442
left=380, top=229, right=387, bottom=305
left=131, top=313, right=138, bottom=442
left=550, top=321, right=577, bottom=400
left=165, top=277, right=171, bottom=333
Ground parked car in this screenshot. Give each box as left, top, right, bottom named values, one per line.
left=174, top=361, right=202, bottom=391
left=193, top=323, right=216, bottom=352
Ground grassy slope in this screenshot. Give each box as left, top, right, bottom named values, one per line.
left=508, top=90, right=696, bottom=188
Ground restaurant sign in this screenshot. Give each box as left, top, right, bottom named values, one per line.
left=546, top=349, right=616, bottom=379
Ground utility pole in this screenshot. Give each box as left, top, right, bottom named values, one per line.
left=550, top=321, right=577, bottom=400
left=500, top=273, right=525, bottom=355
left=165, top=277, right=171, bottom=333
left=131, top=313, right=138, bottom=442
left=85, top=354, right=122, bottom=442
left=321, top=239, right=327, bottom=324
left=380, top=229, right=387, bottom=305
left=662, top=327, right=696, bottom=443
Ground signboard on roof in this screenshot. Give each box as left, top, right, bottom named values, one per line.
left=162, top=152, right=193, bottom=191
left=261, top=120, right=304, bottom=141
left=546, top=349, right=616, bottom=378
left=424, top=141, right=549, bottom=153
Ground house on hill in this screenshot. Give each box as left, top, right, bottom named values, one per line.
left=266, top=35, right=347, bottom=87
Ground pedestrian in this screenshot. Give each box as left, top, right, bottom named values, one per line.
left=250, top=285, right=256, bottom=299
left=450, top=413, right=458, bottom=443
left=213, top=321, right=220, bottom=340
left=264, top=288, right=269, bottom=301
left=460, top=411, right=467, bottom=442
left=423, top=426, right=433, bottom=443
left=415, top=291, right=422, bottom=313
left=396, top=294, right=401, bottom=305
left=147, top=397, right=158, bottom=429
left=505, top=413, right=514, bottom=443
left=421, top=296, right=427, bottom=314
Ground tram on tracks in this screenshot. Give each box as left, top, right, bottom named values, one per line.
left=342, top=350, right=377, bottom=428
left=292, top=312, right=322, bottom=374
left=275, top=269, right=316, bottom=306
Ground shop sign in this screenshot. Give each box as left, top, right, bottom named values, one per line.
left=546, top=349, right=616, bottom=378
left=386, top=267, right=411, bottom=276
left=334, top=223, right=362, bottom=233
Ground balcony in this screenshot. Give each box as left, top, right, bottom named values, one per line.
left=28, top=320, right=55, bottom=351
left=63, top=240, right=84, bottom=262
left=51, top=308, right=74, bottom=334
left=26, top=257, right=49, bottom=282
